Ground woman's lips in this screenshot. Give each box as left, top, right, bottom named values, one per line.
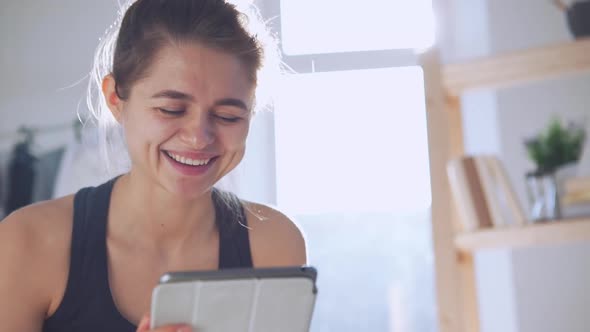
left=162, top=150, right=218, bottom=176
left=163, top=149, right=218, bottom=160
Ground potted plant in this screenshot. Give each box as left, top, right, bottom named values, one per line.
left=524, top=118, right=586, bottom=221
left=553, top=0, right=590, bottom=38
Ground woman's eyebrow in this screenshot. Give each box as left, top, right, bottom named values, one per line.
left=214, top=98, right=249, bottom=112
left=151, top=90, right=194, bottom=101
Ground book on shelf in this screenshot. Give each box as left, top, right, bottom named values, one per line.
left=447, top=157, right=493, bottom=231
left=563, top=176, right=590, bottom=206
left=447, top=155, right=527, bottom=232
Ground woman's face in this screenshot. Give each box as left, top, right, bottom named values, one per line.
left=113, top=43, right=255, bottom=198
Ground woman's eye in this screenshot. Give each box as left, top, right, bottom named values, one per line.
left=157, top=108, right=185, bottom=116
left=214, top=114, right=242, bottom=123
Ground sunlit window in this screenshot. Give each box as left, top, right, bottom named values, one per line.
left=275, top=67, right=431, bottom=215
left=280, top=0, right=435, bottom=55
left=274, top=67, right=435, bottom=331
left=272, top=1, right=437, bottom=330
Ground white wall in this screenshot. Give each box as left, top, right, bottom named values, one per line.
left=512, top=243, right=590, bottom=332
left=449, top=1, right=590, bottom=332
left=0, top=0, right=119, bottom=151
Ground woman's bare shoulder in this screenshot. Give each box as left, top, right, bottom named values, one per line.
left=0, top=196, right=74, bottom=246
left=242, top=201, right=307, bottom=268
left=0, top=196, right=74, bottom=322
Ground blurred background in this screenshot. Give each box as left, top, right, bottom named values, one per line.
left=1, top=1, right=590, bottom=332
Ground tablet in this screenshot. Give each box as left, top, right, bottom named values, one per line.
left=150, top=266, right=318, bottom=332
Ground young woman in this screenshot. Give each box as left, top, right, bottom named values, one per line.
left=0, top=1, right=306, bottom=331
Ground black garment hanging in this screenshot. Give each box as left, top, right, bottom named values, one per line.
left=32, top=147, right=65, bottom=202
left=5, top=137, right=37, bottom=215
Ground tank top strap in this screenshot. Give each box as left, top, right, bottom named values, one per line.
left=212, top=188, right=253, bottom=269
left=44, top=177, right=126, bottom=331
left=70, top=176, right=115, bottom=289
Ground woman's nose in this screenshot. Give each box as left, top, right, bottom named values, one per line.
left=179, top=115, right=215, bottom=149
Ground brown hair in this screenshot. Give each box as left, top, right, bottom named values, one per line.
left=113, top=0, right=263, bottom=100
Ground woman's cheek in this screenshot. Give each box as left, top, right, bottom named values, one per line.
left=123, top=112, right=171, bottom=160
left=230, top=122, right=250, bottom=147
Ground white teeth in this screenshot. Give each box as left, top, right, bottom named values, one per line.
left=166, top=151, right=211, bottom=166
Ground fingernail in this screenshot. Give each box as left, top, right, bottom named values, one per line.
left=138, top=316, right=150, bottom=329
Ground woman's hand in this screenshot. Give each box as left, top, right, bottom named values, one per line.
left=136, top=314, right=193, bottom=332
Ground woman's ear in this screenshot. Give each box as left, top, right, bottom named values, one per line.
left=102, top=74, right=124, bottom=123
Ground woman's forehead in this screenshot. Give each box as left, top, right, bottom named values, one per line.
left=134, top=43, right=255, bottom=100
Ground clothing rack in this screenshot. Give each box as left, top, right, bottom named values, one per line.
left=0, top=120, right=83, bottom=143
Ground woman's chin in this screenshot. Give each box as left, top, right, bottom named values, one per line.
left=164, top=178, right=215, bottom=199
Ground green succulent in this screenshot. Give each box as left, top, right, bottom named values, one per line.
left=525, top=118, right=586, bottom=175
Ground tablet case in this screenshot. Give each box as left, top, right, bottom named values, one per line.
left=151, top=267, right=317, bottom=332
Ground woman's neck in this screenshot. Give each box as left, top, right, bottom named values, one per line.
left=108, top=172, right=217, bottom=255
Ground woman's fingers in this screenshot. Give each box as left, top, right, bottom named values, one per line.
left=152, top=325, right=192, bottom=332
left=136, top=314, right=151, bottom=331
left=136, top=313, right=193, bottom=332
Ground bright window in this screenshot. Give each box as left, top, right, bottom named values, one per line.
left=269, top=0, right=437, bottom=330
left=280, top=0, right=435, bottom=55
left=274, top=67, right=431, bottom=215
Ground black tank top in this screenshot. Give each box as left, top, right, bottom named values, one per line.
left=43, top=177, right=253, bottom=332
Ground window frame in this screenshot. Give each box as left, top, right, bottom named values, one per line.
left=259, top=0, right=426, bottom=73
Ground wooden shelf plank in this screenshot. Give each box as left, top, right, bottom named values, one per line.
left=443, top=38, right=590, bottom=95
left=455, top=218, right=590, bottom=251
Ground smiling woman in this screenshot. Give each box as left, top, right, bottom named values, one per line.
left=0, top=1, right=306, bottom=332
left=102, top=42, right=255, bottom=198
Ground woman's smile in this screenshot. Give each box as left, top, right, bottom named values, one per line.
left=162, top=149, right=219, bottom=177
left=113, top=43, right=254, bottom=196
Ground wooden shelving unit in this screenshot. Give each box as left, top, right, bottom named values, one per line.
left=443, top=38, right=590, bottom=94
left=421, top=37, right=590, bottom=332
left=455, top=218, right=590, bottom=252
